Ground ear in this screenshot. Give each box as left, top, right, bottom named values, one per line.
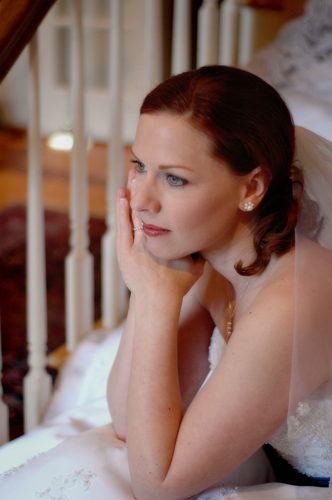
left=238, top=166, right=269, bottom=212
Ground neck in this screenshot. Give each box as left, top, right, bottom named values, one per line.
left=202, top=226, right=258, bottom=295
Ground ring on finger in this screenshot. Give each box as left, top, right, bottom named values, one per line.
left=133, top=223, right=143, bottom=232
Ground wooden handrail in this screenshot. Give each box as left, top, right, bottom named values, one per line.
left=0, top=0, right=57, bottom=83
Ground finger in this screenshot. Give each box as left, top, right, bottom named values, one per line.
left=127, top=168, right=136, bottom=192
left=117, top=188, right=134, bottom=250
left=118, top=186, right=127, bottom=201
left=131, top=207, right=141, bottom=232
left=130, top=179, right=141, bottom=229
left=128, top=171, right=142, bottom=232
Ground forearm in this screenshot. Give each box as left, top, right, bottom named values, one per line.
left=107, top=296, right=136, bottom=439
left=114, top=185, right=205, bottom=494
left=126, top=292, right=183, bottom=500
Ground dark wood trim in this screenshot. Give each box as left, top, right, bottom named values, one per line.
left=0, top=0, right=58, bottom=83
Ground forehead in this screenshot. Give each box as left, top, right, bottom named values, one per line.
left=134, top=113, right=213, bottom=162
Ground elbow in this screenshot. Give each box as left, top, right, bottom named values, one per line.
left=107, top=400, right=127, bottom=441
left=132, top=487, right=166, bottom=500
left=112, top=421, right=126, bottom=442
left=131, top=478, right=161, bottom=500
left=131, top=479, right=183, bottom=500
left=108, top=404, right=126, bottom=441
left=115, top=430, right=126, bottom=442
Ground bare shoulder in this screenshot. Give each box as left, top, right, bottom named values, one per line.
left=233, top=251, right=295, bottom=344
left=174, top=257, right=297, bottom=487
left=296, top=237, right=332, bottom=300
left=224, top=243, right=330, bottom=395
left=212, top=251, right=297, bottom=403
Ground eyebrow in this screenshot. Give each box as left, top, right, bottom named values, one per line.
left=159, top=164, right=195, bottom=172
left=130, top=148, right=195, bottom=172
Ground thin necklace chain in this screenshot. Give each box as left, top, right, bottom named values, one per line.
left=226, top=278, right=251, bottom=337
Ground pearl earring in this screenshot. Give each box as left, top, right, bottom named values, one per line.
left=244, top=201, right=254, bottom=211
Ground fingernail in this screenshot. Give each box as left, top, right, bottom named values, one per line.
left=131, top=178, right=136, bottom=193
left=119, top=198, right=126, bottom=206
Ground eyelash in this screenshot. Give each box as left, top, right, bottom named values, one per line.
left=130, top=159, right=145, bottom=173
left=166, top=174, right=186, bottom=187
left=130, top=159, right=187, bottom=187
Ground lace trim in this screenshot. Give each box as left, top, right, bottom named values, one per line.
left=0, top=453, right=42, bottom=484
left=35, top=469, right=97, bottom=499
left=208, top=328, right=225, bottom=372
left=192, top=485, right=238, bottom=500
left=268, top=395, right=332, bottom=477
left=0, top=464, right=25, bottom=484
left=207, top=486, right=238, bottom=500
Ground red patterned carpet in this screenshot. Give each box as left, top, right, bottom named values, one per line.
left=0, top=205, right=105, bottom=439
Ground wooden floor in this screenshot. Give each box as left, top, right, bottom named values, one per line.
left=0, top=127, right=131, bottom=218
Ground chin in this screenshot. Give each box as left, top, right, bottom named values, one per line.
left=147, top=242, right=197, bottom=261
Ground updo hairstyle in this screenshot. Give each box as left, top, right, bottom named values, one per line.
left=140, top=66, right=300, bottom=275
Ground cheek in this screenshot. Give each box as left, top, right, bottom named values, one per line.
left=170, top=204, right=206, bottom=231
left=176, top=199, right=219, bottom=229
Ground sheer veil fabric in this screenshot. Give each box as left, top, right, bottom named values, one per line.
left=289, top=127, right=332, bottom=488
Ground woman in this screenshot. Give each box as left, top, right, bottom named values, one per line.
left=108, top=65, right=332, bottom=499
left=0, top=66, right=331, bottom=500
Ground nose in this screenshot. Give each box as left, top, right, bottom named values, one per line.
left=130, top=175, right=161, bottom=214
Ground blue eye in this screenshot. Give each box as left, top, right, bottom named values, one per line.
left=166, top=174, right=186, bottom=187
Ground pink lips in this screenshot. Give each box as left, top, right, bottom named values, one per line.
left=142, top=222, right=170, bottom=237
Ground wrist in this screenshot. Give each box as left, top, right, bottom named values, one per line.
left=134, top=288, right=183, bottom=311
left=134, top=292, right=182, bottom=329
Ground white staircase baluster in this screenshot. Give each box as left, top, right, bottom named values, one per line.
left=219, top=0, right=240, bottom=66
left=0, top=318, right=9, bottom=445
left=197, top=0, right=220, bottom=68
left=144, top=0, right=163, bottom=92
left=171, top=0, right=191, bottom=75
left=65, top=0, right=94, bottom=351
left=237, top=6, right=255, bottom=67
left=102, top=0, right=126, bottom=329
left=24, top=34, right=52, bottom=433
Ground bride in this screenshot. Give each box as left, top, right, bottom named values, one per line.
left=0, top=65, right=331, bottom=500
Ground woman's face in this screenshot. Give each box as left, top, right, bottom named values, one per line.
left=130, top=113, right=248, bottom=261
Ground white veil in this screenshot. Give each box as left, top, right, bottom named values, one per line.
left=295, top=127, right=332, bottom=249
left=288, top=127, right=332, bottom=489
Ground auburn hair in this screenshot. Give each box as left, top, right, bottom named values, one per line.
left=140, top=66, right=300, bottom=275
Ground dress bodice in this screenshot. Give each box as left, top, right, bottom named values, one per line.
left=267, top=393, right=332, bottom=478
left=208, top=328, right=332, bottom=479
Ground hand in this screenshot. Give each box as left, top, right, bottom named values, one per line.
left=116, top=174, right=205, bottom=300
